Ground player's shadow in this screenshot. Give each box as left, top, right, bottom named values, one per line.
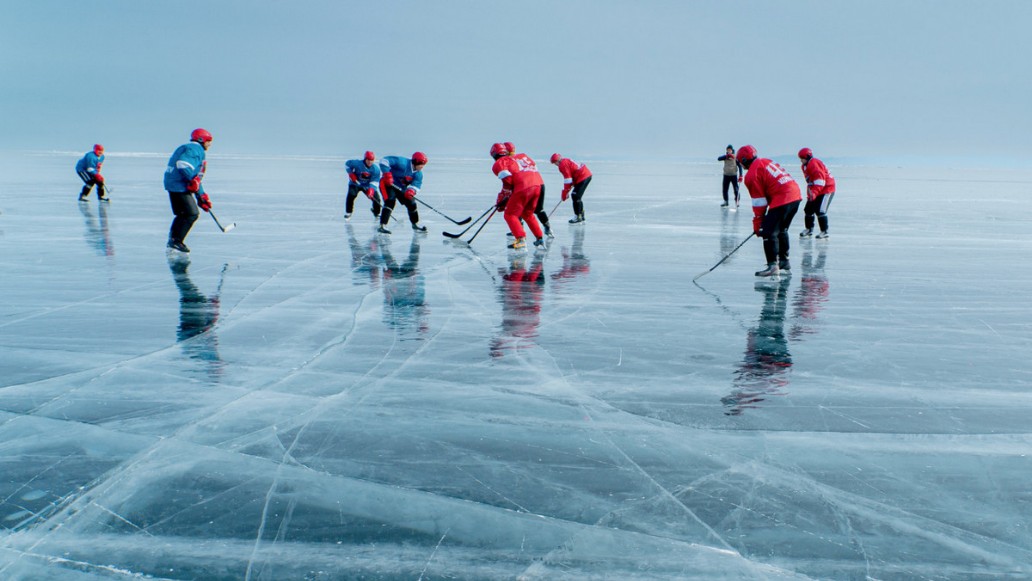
left=491, top=253, right=546, bottom=358
left=168, top=257, right=225, bottom=381
left=79, top=200, right=114, bottom=257
left=722, top=277, right=792, bottom=416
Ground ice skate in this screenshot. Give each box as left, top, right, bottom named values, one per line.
left=533, top=237, right=546, bottom=249
left=377, top=225, right=391, bottom=235
left=344, top=213, right=352, bottom=221
left=544, top=225, right=554, bottom=239
left=755, top=263, right=779, bottom=277
left=507, top=237, right=526, bottom=250
left=167, top=239, right=190, bottom=253
left=778, top=259, right=791, bottom=274
left=799, top=228, right=813, bottom=238
left=569, top=214, right=585, bottom=224
left=815, top=231, right=829, bottom=239
left=411, top=223, right=427, bottom=233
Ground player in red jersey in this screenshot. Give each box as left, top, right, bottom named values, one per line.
left=797, top=147, right=836, bottom=239
left=491, top=143, right=545, bottom=250
left=550, top=153, right=592, bottom=223
left=737, top=145, right=802, bottom=277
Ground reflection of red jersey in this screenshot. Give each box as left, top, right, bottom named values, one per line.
left=493, top=153, right=544, bottom=195
left=800, top=157, right=836, bottom=201
left=744, top=158, right=802, bottom=221
left=556, top=157, right=592, bottom=186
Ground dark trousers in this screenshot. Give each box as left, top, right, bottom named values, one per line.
left=803, top=192, right=834, bottom=232
left=722, top=175, right=740, bottom=203
left=760, top=200, right=800, bottom=265
left=78, top=171, right=102, bottom=198
left=571, top=177, right=591, bottom=216
left=533, top=184, right=550, bottom=228
left=168, top=191, right=199, bottom=243
left=345, top=182, right=382, bottom=216
left=381, top=186, right=420, bottom=226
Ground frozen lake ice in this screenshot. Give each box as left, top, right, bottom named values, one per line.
left=1, top=151, right=1031, bottom=579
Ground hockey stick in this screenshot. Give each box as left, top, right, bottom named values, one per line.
left=547, top=199, right=563, bottom=218
left=209, top=210, right=236, bottom=233
left=413, top=196, right=471, bottom=225
left=692, top=232, right=753, bottom=281
left=465, top=209, right=498, bottom=245
left=443, top=205, right=494, bottom=238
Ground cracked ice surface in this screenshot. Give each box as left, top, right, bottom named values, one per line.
left=1, top=151, right=1031, bottom=580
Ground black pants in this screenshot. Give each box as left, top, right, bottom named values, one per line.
left=381, top=186, right=420, bottom=226
left=533, top=184, right=550, bottom=228
left=168, top=191, right=199, bottom=243
left=78, top=171, right=101, bottom=198
left=571, top=177, right=591, bottom=216
left=760, top=200, right=800, bottom=265
left=803, top=192, right=834, bottom=232
left=345, top=182, right=382, bottom=216
left=722, top=175, right=740, bottom=203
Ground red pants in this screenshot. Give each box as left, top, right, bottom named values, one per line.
left=504, top=185, right=543, bottom=239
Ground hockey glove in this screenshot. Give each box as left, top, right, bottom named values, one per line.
left=197, top=193, right=212, bottom=212
left=94, top=173, right=105, bottom=184
left=187, top=175, right=203, bottom=193
left=365, top=187, right=376, bottom=200
left=752, top=216, right=762, bottom=236
left=561, top=186, right=571, bottom=202
left=495, top=192, right=509, bottom=211
left=404, top=188, right=416, bottom=201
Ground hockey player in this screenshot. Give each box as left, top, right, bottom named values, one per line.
left=717, top=145, right=744, bottom=207
left=549, top=153, right=592, bottom=223
left=797, top=147, right=836, bottom=239
left=737, top=144, right=802, bottom=277
left=163, top=128, right=214, bottom=253
left=491, top=143, right=545, bottom=250
left=75, top=144, right=108, bottom=201
left=378, top=152, right=428, bottom=235
left=344, top=151, right=383, bottom=220
left=505, top=142, right=553, bottom=238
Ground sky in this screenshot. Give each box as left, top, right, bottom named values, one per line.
left=2, top=0, right=1030, bottom=162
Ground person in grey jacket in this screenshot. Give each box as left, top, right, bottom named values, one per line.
left=717, top=144, right=744, bottom=207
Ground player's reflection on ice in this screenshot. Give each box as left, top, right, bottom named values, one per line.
left=491, top=253, right=546, bottom=357
left=168, top=256, right=225, bottom=380
left=380, top=236, right=429, bottom=338
left=550, top=227, right=590, bottom=289
left=790, top=245, right=829, bottom=340
left=346, top=223, right=383, bottom=289
left=78, top=199, right=114, bottom=257
left=723, top=277, right=792, bottom=416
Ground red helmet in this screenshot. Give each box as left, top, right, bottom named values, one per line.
left=364, top=150, right=376, bottom=161
left=490, top=143, right=509, bottom=158
left=411, top=151, right=428, bottom=165
left=190, top=128, right=213, bottom=144
left=736, top=144, right=757, bottom=164
left=504, top=142, right=515, bottom=154
left=798, top=147, right=813, bottom=160
left=93, top=144, right=104, bottom=155
left=549, top=153, right=562, bottom=164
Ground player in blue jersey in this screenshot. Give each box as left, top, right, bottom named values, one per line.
left=377, top=152, right=428, bottom=234
left=163, top=128, right=214, bottom=253
left=344, top=151, right=383, bottom=220
left=75, top=144, right=108, bottom=201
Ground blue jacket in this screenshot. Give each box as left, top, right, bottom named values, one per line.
left=345, top=159, right=382, bottom=189
left=75, top=151, right=104, bottom=174
left=163, top=142, right=206, bottom=194
left=380, top=156, right=423, bottom=195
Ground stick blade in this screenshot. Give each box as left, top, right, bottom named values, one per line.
left=442, top=231, right=463, bottom=238
left=454, top=216, right=472, bottom=225
left=222, top=222, right=237, bottom=233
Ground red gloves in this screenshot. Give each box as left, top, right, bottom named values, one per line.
left=348, top=173, right=358, bottom=184
left=187, top=175, right=202, bottom=193
left=752, top=216, right=762, bottom=235
left=404, top=188, right=416, bottom=201
left=382, top=172, right=394, bottom=187
left=94, top=173, right=105, bottom=184
left=561, top=185, right=571, bottom=201
left=365, top=188, right=376, bottom=200
left=738, top=176, right=743, bottom=183
left=495, top=192, right=509, bottom=211
left=197, top=193, right=212, bottom=212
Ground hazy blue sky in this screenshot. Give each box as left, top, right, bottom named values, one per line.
left=3, top=1, right=1029, bottom=161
